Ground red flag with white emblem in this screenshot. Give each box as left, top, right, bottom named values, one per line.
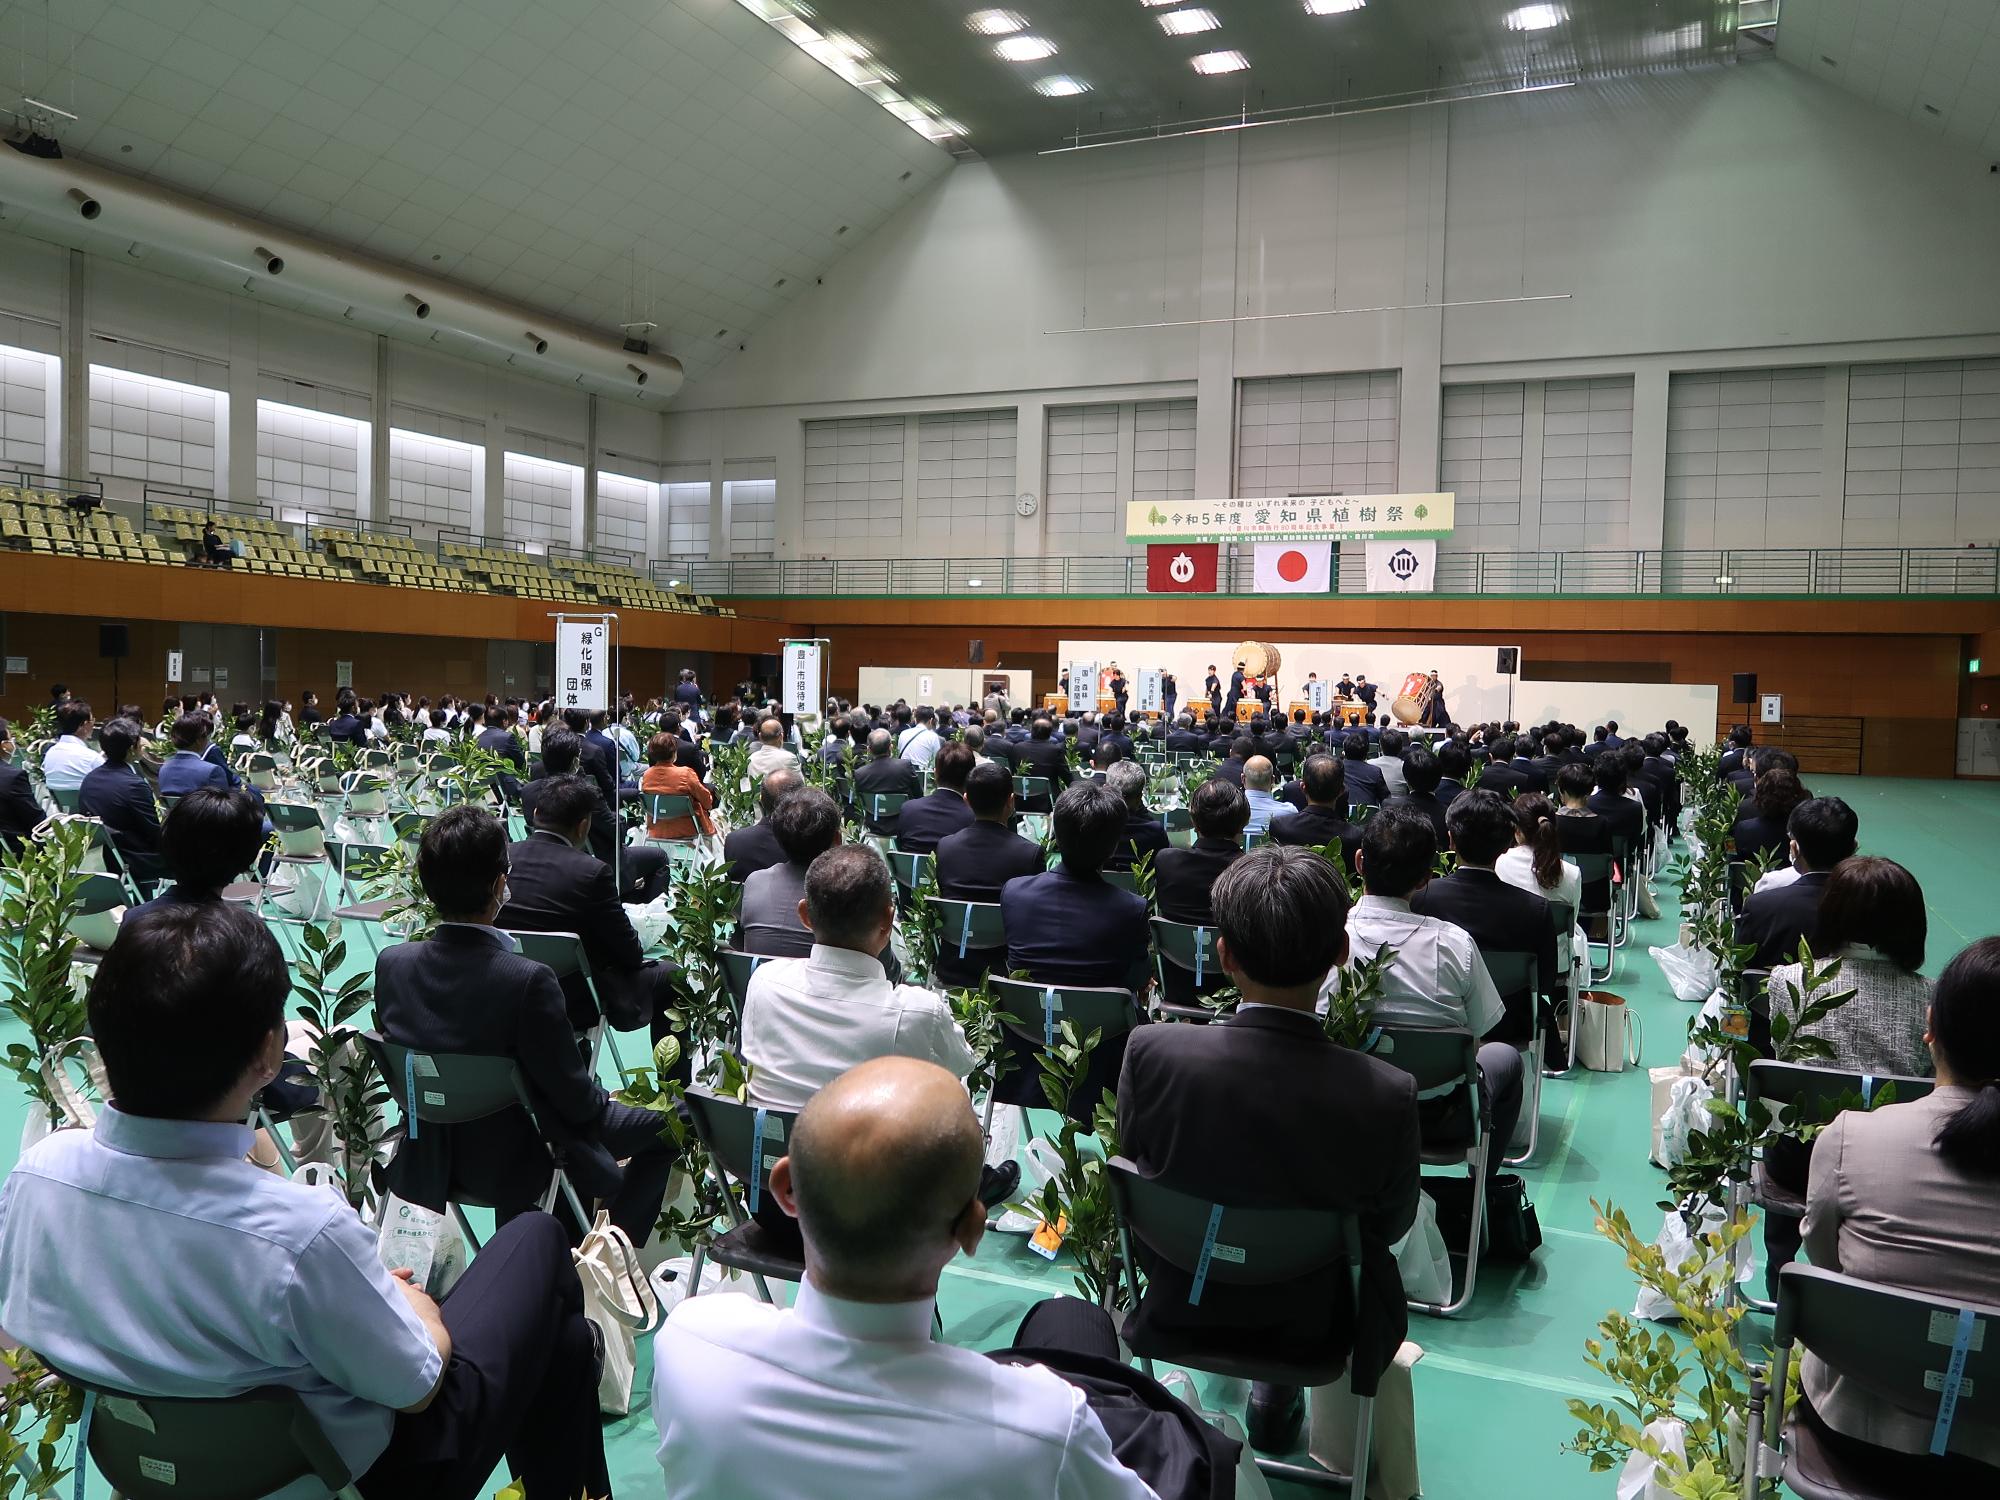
left=1146, top=543, right=1218, bottom=594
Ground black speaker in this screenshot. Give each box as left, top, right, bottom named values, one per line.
left=1732, top=672, right=1757, bottom=705
left=98, top=623, right=130, bottom=660
left=1496, top=647, right=1519, bottom=674
left=969, top=638, right=985, bottom=666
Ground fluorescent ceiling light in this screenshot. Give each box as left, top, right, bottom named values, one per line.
left=735, top=0, right=963, bottom=144
left=994, top=34, right=1057, bottom=61
left=1190, top=49, right=1249, bottom=74
left=1305, top=0, right=1366, bottom=13
left=257, top=398, right=367, bottom=430
left=1158, top=8, right=1219, bottom=35
left=1505, top=4, right=1564, bottom=31
left=966, top=9, right=1026, bottom=34
left=1035, top=74, right=1090, bottom=96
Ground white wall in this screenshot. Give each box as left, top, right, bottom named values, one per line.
left=856, top=668, right=1031, bottom=709
left=1515, top=683, right=1719, bottom=739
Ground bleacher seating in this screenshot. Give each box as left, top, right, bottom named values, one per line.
left=547, top=554, right=719, bottom=614
left=0, top=484, right=173, bottom=565
left=314, top=528, right=473, bottom=592
left=442, top=541, right=594, bottom=603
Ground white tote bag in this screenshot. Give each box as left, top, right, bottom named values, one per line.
left=575, top=1211, right=662, bottom=1415
left=1577, top=991, right=1643, bottom=1073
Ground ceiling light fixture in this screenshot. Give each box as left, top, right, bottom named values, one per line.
left=966, top=9, right=1026, bottom=34
left=994, top=34, right=1057, bottom=61
left=966, top=577, right=984, bottom=587
left=1505, top=4, right=1564, bottom=31
left=735, top=0, right=965, bottom=145
left=1191, top=49, right=1249, bottom=74
left=1035, top=75, right=1091, bottom=96
left=1305, top=0, right=1366, bottom=13
left=1158, top=8, right=1219, bottom=35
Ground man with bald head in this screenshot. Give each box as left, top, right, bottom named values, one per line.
left=722, top=767, right=802, bottom=885
left=1240, top=755, right=1295, bottom=838
left=853, top=726, right=922, bottom=836
left=652, top=1057, right=1168, bottom=1499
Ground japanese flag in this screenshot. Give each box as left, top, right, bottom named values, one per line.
left=1252, top=541, right=1331, bottom=593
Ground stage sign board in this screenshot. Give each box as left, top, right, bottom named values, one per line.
left=783, top=640, right=824, bottom=715
left=1125, top=492, right=1454, bottom=545
left=166, top=651, right=183, bottom=684
left=1135, top=668, right=1163, bottom=714
left=1760, top=693, right=1783, bottom=725
left=1305, top=679, right=1332, bottom=713
left=1066, top=659, right=1097, bottom=713
left=556, top=618, right=609, bottom=711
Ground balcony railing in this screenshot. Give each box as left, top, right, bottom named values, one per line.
left=645, top=547, right=2000, bottom=600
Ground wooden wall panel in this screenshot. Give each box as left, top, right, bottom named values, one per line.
left=1713, top=714, right=1864, bottom=775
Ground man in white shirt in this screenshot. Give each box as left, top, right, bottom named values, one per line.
left=740, top=843, right=976, bottom=1110
left=1326, top=803, right=1523, bottom=1173
left=653, top=1056, right=1165, bottom=1500
left=1240, top=755, right=1296, bottom=836
left=897, top=705, right=943, bottom=769
left=40, top=699, right=104, bottom=792
left=747, top=716, right=801, bottom=781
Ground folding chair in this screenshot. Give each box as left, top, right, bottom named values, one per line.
left=504, top=928, right=629, bottom=1080
left=46, top=1374, right=364, bottom=1500
left=985, top=976, right=1141, bottom=1128
left=1149, top=916, right=1225, bottom=1022
left=1012, top=774, right=1052, bottom=812
left=1158, top=806, right=1194, bottom=846
left=242, top=752, right=280, bottom=792
left=642, top=791, right=698, bottom=848
left=49, top=785, right=80, bottom=814
left=930, top=897, right=1007, bottom=986
left=1726, top=1060, right=1934, bottom=1313
left=340, top=769, right=389, bottom=823
left=265, top=800, right=335, bottom=919
left=1476, top=950, right=1542, bottom=1165
left=1367, top=1025, right=1488, bottom=1316
left=1608, top=834, right=1634, bottom=947
left=361, top=1031, right=589, bottom=1250
left=66, top=871, right=128, bottom=960
left=719, top=948, right=770, bottom=1037
left=1745, top=1264, right=2000, bottom=1500
left=1573, top=851, right=1615, bottom=983
left=1106, top=1159, right=1374, bottom=1495
left=682, top=1085, right=804, bottom=1306
left=85, top=820, right=148, bottom=906
left=885, top=848, right=932, bottom=896
left=1101, top=866, right=1141, bottom=894
left=860, top=791, right=907, bottom=834
left=1542, top=896, right=1577, bottom=1078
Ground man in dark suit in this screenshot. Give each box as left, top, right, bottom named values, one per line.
left=476, top=705, right=527, bottom=801
left=522, top=730, right=666, bottom=902
left=0, top=717, right=41, bottom=855
left=894, top=741, right=977, bottom=855
left=1586, top=755, right=1646, bottom=856
left=1582, top=726, right=1611, bottom=760
left=78, top=717, right=167, bottom=887
left=1209, top=737, right=1253, bottom=789
left=323, top=690, right=369, bottom=748
left=376, top=804, right=674, bottom=1243
left=1411, top=789, right=1558, bottom=1046
left=1095, top=713, right=1136, bottom=764
left=722, top=768, right=800, bottom=884
left=1009, top=717, right=1072, bottom=814
left=1163, top=715, right=1208, bottom=755
left=1102, top=760, right=1170, bottom=873
left=1204, top=665, right=1222, bottom=715
left=1224, top=665, right=1246, bottom=719
left=965, top=723, right=1013, bottom=773
left=1735, top=796, right=1857, bottom=972
left=1269, top=753, right=1361, bottom=872
left=1339, top=731, right=1389, bottom=811
left=853, top=728, right=923, bottom=835
left=1530, top=730, right=1569, bottom=792
left=555, top=708, right=619, bottom=810
left=496, top=774, right=680, bottom=1040
left=1477, top=735, right=1528, bottom=800
left=1384, top=746, right=1449, bottom=844
left=1152, top=778, right=1250, bottom=927
left=1717, top=725, right=1752, bottom=782
left=934, top=764, right=1044, bottom=987
left=1433, top=741, right=1472, bottom=809
left=1118, top=845, right=1419, bottom=1452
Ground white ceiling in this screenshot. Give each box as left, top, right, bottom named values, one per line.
left=0, top=0, right=955, bottom=381
left=1775, top=0, right=2000, bottom=156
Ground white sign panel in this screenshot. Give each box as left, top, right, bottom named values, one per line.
left=165, top=651, right=183, bottom=684
left=334, top=660, right=353, bottom=689
left=1134, top=668, right=1164, bottom=715
left=1363, top=539, right=1437, bottom=593
left=1, top=657, right=24, bottom=676
left=1065, top=659, right=1097, bottom=711
left=1760, top=693, right=1783, bottom=725
left=917, top=673, right=934, bottom=700
left=783, top=640, right=823, bottom=715
left=556, top=618, right=609, bottom=711
left=1305, top=679, right=1333, bottom=713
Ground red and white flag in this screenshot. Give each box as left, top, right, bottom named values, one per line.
left=1252, top=541, right=1331, bottom=593
left=1145, top=543, right=1218, bottom=594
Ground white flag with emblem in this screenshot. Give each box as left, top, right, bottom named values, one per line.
left=1364, top=539, right=1437, bottom=593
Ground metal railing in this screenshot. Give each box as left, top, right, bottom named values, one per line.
left=639, top=547, right=2000, bottom=600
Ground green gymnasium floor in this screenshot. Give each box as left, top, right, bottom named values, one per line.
left=3, top=773, right=1993, bottom=1498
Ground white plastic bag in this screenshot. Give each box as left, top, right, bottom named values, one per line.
left=1159, top=1370, right=1273, bottom=1500
left=649, top=1255, right=745, bottom=1317
left=1682, top=988, right=1731, bottom=1073
left=375, top=1194, right=468, bottom=1302
left=1650, top=942, right=1719, bottom=1005
left=1653, top=1074, right=1716, bottom=1169
left=1616, top=1417, right=1690, bottom=1500
left=1632, top=1204, right=1755, bottom=1322
left=1391, top=1195, right=1452, bottom=1308
left=623, top=894, right=673, bottom=952
left=18, top=1100, right=51, bottom=1156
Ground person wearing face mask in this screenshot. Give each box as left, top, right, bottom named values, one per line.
left=374, top=804, right=676, bottom=1248
left=495, top=773, right=685, bottom=1049
left=0, top=717, right=43, bottom=854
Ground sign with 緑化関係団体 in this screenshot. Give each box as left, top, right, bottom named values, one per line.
left=556, top=619, right=609, bottom=711
left=1125, top=493, right=1454, bottom=544
left=782, top=640, right=824, bottom=716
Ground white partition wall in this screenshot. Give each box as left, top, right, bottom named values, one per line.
left=857, top=667, right=1032, bottom=709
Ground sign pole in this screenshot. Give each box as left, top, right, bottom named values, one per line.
left=553, top=610, right=620, bottom=894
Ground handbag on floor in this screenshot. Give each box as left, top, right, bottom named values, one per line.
left=1576, top=990, right=1643, bottom=1072
left=576, top=1211, right=661, bottom=1415
left=1424, top=1174, right=1543, bottom=1262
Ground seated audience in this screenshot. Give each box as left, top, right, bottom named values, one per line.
left=323, top=689, right=369, bottom=748
left=78, top=716, right=167, bottom=887
left=1101, top=759, right=1170, bottom=872
left=895, top=741, right=978, bottom=855
left=378, top=804, right=674, bottom=1244
left=1410, top=790, right=1557, bottom=1046
left=1340, top=730, right=1389, bottom=809
left=651, top=1057, right=1174, bottom=1500
left=1268, top=753, right=1361, bottom=869
left=1163, top=714, right=1208, bottom=754
left=1118, top=846, right=1420, bottom=1452
left=1730, top=766, right=1808, bottom=868
left=1798, top=936, right=2000, bottom=1481
left=1151, top=778, right=1251, bottom=928
left=1768, top=855, right=1932, bottom=1074
left=1384, top=745, right=1448, bottom=843
left=897, top=705, right=944, bottom=769
left=854, top=728, right=923, bottom=834
left=0, top=901, right=610, bottom=1500
left=933, top=761, right=1043, bottom=982
left=1736, top=795, right=1859, bottom=971
left=1332, top=805, right=1520, bottom=1175
left=1497, top=792, right=1583, bottom=916
left=640, top=732, right=716, bottom=841
left=474, top=706, right=527, bottom=800
left=41, top=699, right=104, bottom=793
left=126, top=787, right=266, bottom=918
left=722, top=768, right=801, bottom=883
left=1002, top=782, right=1149, bottom=991
left=0, top=718, right=40, bottom=853
left=1009, top=717, right=1073, bottom=812
left=497, top=773, right=681, bottom=1039
left=1585, top=753, right=1645, bottom=856
left=1240, top=755, right=1294, bottom=837
left=748, top=716, right=800, bottom=781
left=1368, top=727, right=1410, bottom=796
left=1433, top=741, right=1472, bottom=807
left=1552, top=762, right=1614, bottom=911
left=1210, top=736, right=1252, bottom=788
left=524, top=728, right=666, bottom=900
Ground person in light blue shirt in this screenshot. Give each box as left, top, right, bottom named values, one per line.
left=0, top=902, right=610, bottom=1500
left=1241, top=755, right=1296, bottom=838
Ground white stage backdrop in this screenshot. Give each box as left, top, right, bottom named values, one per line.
left=1057, top=641, right=1516, bottom=724
left=857, top=667, right=1031, bottom=709
left=1515, top=681, right=1718, bottom=738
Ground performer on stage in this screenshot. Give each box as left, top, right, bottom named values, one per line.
left=1338, top=672, right=1355, bottom=700
left=1353, top=674, right=1378, bottom=713
left=1161, top=672, right=1178, bottom=720
left=1204, top=665, right=1222, bottom=715
left=1419, top=669, right=1450, bottom=728
left=1224, top=664, right=1245, bottom=718
left=1107, top=663, right=1128, bottom=715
